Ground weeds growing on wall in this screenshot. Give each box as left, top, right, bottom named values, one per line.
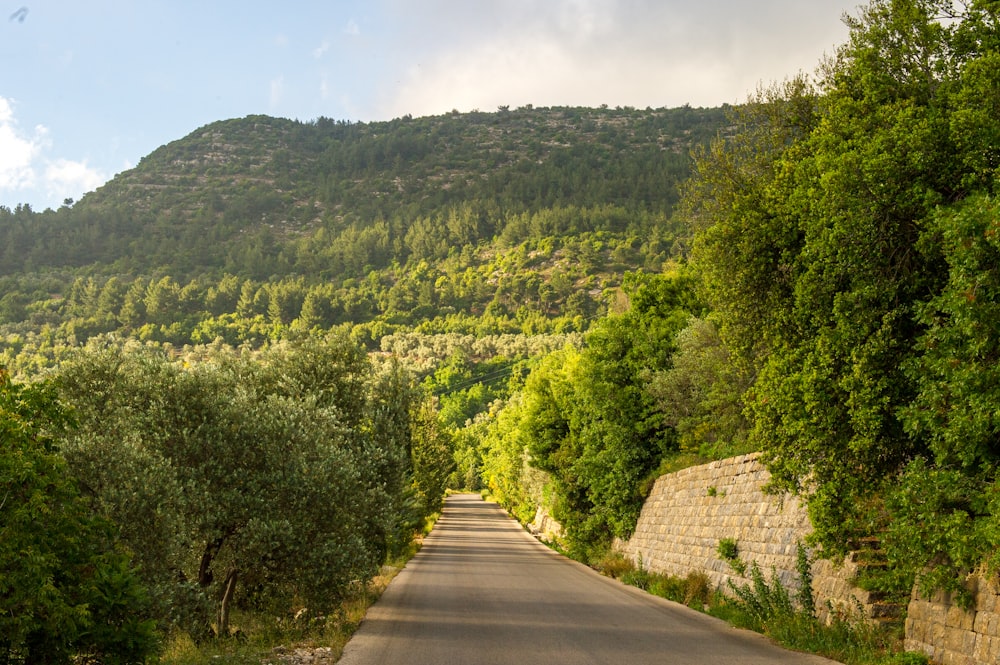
left=719, top=552, right=920, bottom=665
left=716, top=537, right=746, bottom=575
left=718, top=591, right=920, bottom=665
left=725, top=562, right=794, bottom=632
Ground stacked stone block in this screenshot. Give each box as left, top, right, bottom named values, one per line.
left=619, top=452, right=1000, bottom=662
left=905, top=576, right=1000, bottom=665
left=621, top=453, right=870, bottom=622
left=529, top=504, right=563, bottom=542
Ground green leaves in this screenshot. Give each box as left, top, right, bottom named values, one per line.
left=905, top=196, right=1000, bottom=469
left=884, top=459, right=998, bottom=603
left=477, top=272, right=698, bottom=555
left=686, top=0, right=1000, bottom=588
left=52, top=333, right=426, bottom=637
left=646, top=317, right=751, bottom=458
left=881, top=196, right=1000, bottom=593
left=0, top=371, right=158, bottom=663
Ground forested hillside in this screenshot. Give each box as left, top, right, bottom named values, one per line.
left=0, top=105, right=726, bottom=371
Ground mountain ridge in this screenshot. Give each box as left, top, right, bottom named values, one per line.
left=0, top=105, right=729, bottom=370
left=3, top=106, right=725, bottom=273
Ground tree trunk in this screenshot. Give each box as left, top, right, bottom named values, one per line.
left=198, top=536, right=226, bottom=587
left=218, top=568, right=238, bottom=637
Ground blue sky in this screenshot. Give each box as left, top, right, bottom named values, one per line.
left=1, top=0, right=860, bottom=211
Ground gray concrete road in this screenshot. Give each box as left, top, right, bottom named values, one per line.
left=338, top=493, right=839, bottom=665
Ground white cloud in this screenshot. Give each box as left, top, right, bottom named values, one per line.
left=313, top=40, right=331, bottom=59
left=385, top=41, right=580, bottom=117
left=0, top=97, right=44, bottom=190
left=44, top=158, right=107, bottom=201
left=270, top=76, right=285, bottom=108
left=0, top=96, right=107, bottom=208
left=554, top=0, right=606, bottom=41
left=344, top=19, right=360, bottom=36
left=372, top=0, right=853, bottom=119
left=0, top=128, right=38, bottom=190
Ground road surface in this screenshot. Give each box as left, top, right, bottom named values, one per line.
left=338, top=493, right=839, bottom=665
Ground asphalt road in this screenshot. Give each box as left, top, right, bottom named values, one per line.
left=338, top=493, right=839, bottom=665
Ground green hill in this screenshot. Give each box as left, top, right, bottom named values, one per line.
left=0, top=105, right=728, bottom=371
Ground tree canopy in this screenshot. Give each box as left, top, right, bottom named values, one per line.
left=44, top=332, right=443, bottom=638
left=686, top=0, right=1000, bottom=593
left=0, top=370, right=158, bottom=663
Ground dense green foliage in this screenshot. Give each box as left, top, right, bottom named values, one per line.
left=47, top=333, right=435, bottom=639
left=476, top=272, right=702, bottom=556
left=685, top=0, right=1000, bottom=596
left=646, top=316, right=751, bottom=458
left=0, top=222, right=664, bottom=371
left=0, top=371, right=158, bottom=663
left=888, top=194, right=1000, bottom=599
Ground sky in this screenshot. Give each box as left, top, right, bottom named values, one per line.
left=0, top=0, right=862, bottom=211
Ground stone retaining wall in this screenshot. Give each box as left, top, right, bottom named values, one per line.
left=528, top=504, right=563, bottom=542
left=620, top=453, right=874, bottom=623
left=905, top=576, right=1000, bottom=665
left=621, top=453, right=1000, bottom=663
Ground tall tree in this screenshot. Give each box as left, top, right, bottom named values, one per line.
left=520, top=272, right=699, bottom=555
left=688, top=0, right=1000, bottom=565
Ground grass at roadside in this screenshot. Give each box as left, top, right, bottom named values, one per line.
left=160, top=513, right=439, bottom=665
left=592, top=550, right=928, bottom=665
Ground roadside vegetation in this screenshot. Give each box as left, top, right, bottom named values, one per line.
left=593, top=549, right=926, bottom=665
left=1, top=334, right=450, bottom=663
left=158, top=514, right=438, bottom=665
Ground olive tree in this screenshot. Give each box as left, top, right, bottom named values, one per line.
left=55, top=333, right=419, bottom=637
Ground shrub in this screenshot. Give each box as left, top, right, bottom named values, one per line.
left=0, top=371, right=159, bottom=664
left=647, top=575, right=685, bottom=602
left=594, top=550, right=637, bottom=580
left=717, top=537, right=746, bottom=575
left=795, top=542, right=815, bottom=617
left=53, top=335, right=420, bottom=639
left=620, top=565, right=652, bottom=590
left=726, top=562, right=794, bottom=632
left=682, top=571, right=712, bottom=608
left=717, top=537, right=739, bottom=560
